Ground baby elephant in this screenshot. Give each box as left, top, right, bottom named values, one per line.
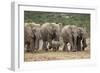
left=51, top=40, right=60, bottom=51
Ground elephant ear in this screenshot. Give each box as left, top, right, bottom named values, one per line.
left=78, top=27, right=87, bottom=39
left=32, top=27, right=36, bottom=32
left=24, top=25, right=33, bottom=38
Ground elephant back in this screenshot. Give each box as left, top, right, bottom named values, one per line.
left=40, top=22, right=61, bottom=41
left=61, top=25, right=72, bottom=36
left=40, top=23, right=52, bottom=40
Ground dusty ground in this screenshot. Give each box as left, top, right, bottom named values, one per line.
left=24, top=48, right=90, bottom=62
left=24, top=38, right=90, bottom=62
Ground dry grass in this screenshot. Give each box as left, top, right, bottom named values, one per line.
left=24, top=48, right=90, bottom=62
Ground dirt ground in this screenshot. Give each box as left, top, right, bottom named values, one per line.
left=24, top=38, right=90, bottom=62
left=24, top=48, right=90, bottom=62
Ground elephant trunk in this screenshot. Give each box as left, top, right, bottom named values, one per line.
left=72, top=34, right=77, bottom=52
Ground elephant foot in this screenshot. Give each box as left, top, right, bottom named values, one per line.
left=77, top=46, right=81, bottom=51
left=35, top=48, right=39, bottom=52
left=77, top=48, right=81, bottom=51
left=27, top=50, right=34, bottom=53
left=63, top=48, right=69, bottom=52
left=72, top=49, right=77, bottom=52
left=48, top=46, right=52, bottom=49
left=77, top=50, right=81, bottom=51
left=31, top=49, right=35, bottom=53
left=44, top=48, right=48, bottom=51
left=63, top=49, right=66, bottom=51
left=53, top=48, right=57, bottom=52
left=82, top=47, right=85, bottom=51
left=33, top=49, right=38, bottom=53
left=26, top=50, right=30, bottom=52
left=85, top=44, right=87, bottom=48
left=82, top=45, right=87, bottom=51
left=26, top=49, right=33, bottom=53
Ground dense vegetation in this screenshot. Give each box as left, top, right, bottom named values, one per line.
left=24, top=11, right=90, bottom=33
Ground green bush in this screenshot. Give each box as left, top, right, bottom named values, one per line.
left=24, top=11, right=90, bottom=34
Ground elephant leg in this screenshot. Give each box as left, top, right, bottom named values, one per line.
left=73, top=35, right=78, bottom=52
left=56, top=46, right=59, bottom=51
left=49, top=46, right=52, bottom=49
left=82, top=39, right=87, bottom=51
left=43, top=41, right=48, bottom=51
left=63, top=42, right=68, bottom=52
left=24, top=41, right=26, bottom=51
left=32, top=39, right=35, bottom=52
left=42, top=41, right=46, bottom=50
left=77, top=42, right=81, bottom=51
left=48, top=40, right=52, bottom=49
left=30, top=39, right=34, bottom=53
left=26, top=42, right=30, bottom=52
left=69, top=39, right=74, bottom=52
left=77, top=37, right=81, bottom=51
left=53, top=47, right=56, bottom=52
left=63, top=43, right=66, bottom=51
left=55, top=47, right=58, bottom=52
left=48, top=44, right=52, bottom=49
left=70, top=36, right=74, bottom=52
left=55, top=47, right=57, bottom=52
left=53, top=46, right=59, bottom=52
left=70, top=39, right=76, bottom=52
left=35, top=39, right=39, bottom=51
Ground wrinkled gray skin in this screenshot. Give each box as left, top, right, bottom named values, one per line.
left=61, top=25, right=75, bottom=51
left=51, top=40, right=60, bottom=51
left=31, top=23, right=41, bottom=51
left=61, top=25, right=87, bottom=52
left=76, top=27, right=87, bottom=51
left=24, top=23, right=41, bottom=52
left=40, top=23, right=60, bottom=51
left=24, top=25, right=34, bottom=52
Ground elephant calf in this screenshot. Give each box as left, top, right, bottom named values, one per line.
left=51, top=40, right=60, bottom=51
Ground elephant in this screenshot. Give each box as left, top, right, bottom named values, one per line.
left=61, top=25, right=87, bottom=52
left=61, top=25, right=76, bottom=52
left=31, top=23, right=41, bottom=51
left=51, top=40, right=60, bottom=51
left=76, top=27, right=87, bottom=51
left=24, top=23, right=41, bottom=52
left=40, top=22, right=61, bottom=51
left=24, top=25, right=34, bottom=52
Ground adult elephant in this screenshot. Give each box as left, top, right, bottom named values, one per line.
left=24, top=24, right=34, bottom=52
left=61, top=25, right=87, bottom=52
left=24, top=23, right=41, bottom=52
left=61, top=25, right=76, bottom=52
left=40, top=22, right=61, bottom=51
left=31, top=23, right=41, bottom=51
left=76, top=27, right=87, bottom=51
